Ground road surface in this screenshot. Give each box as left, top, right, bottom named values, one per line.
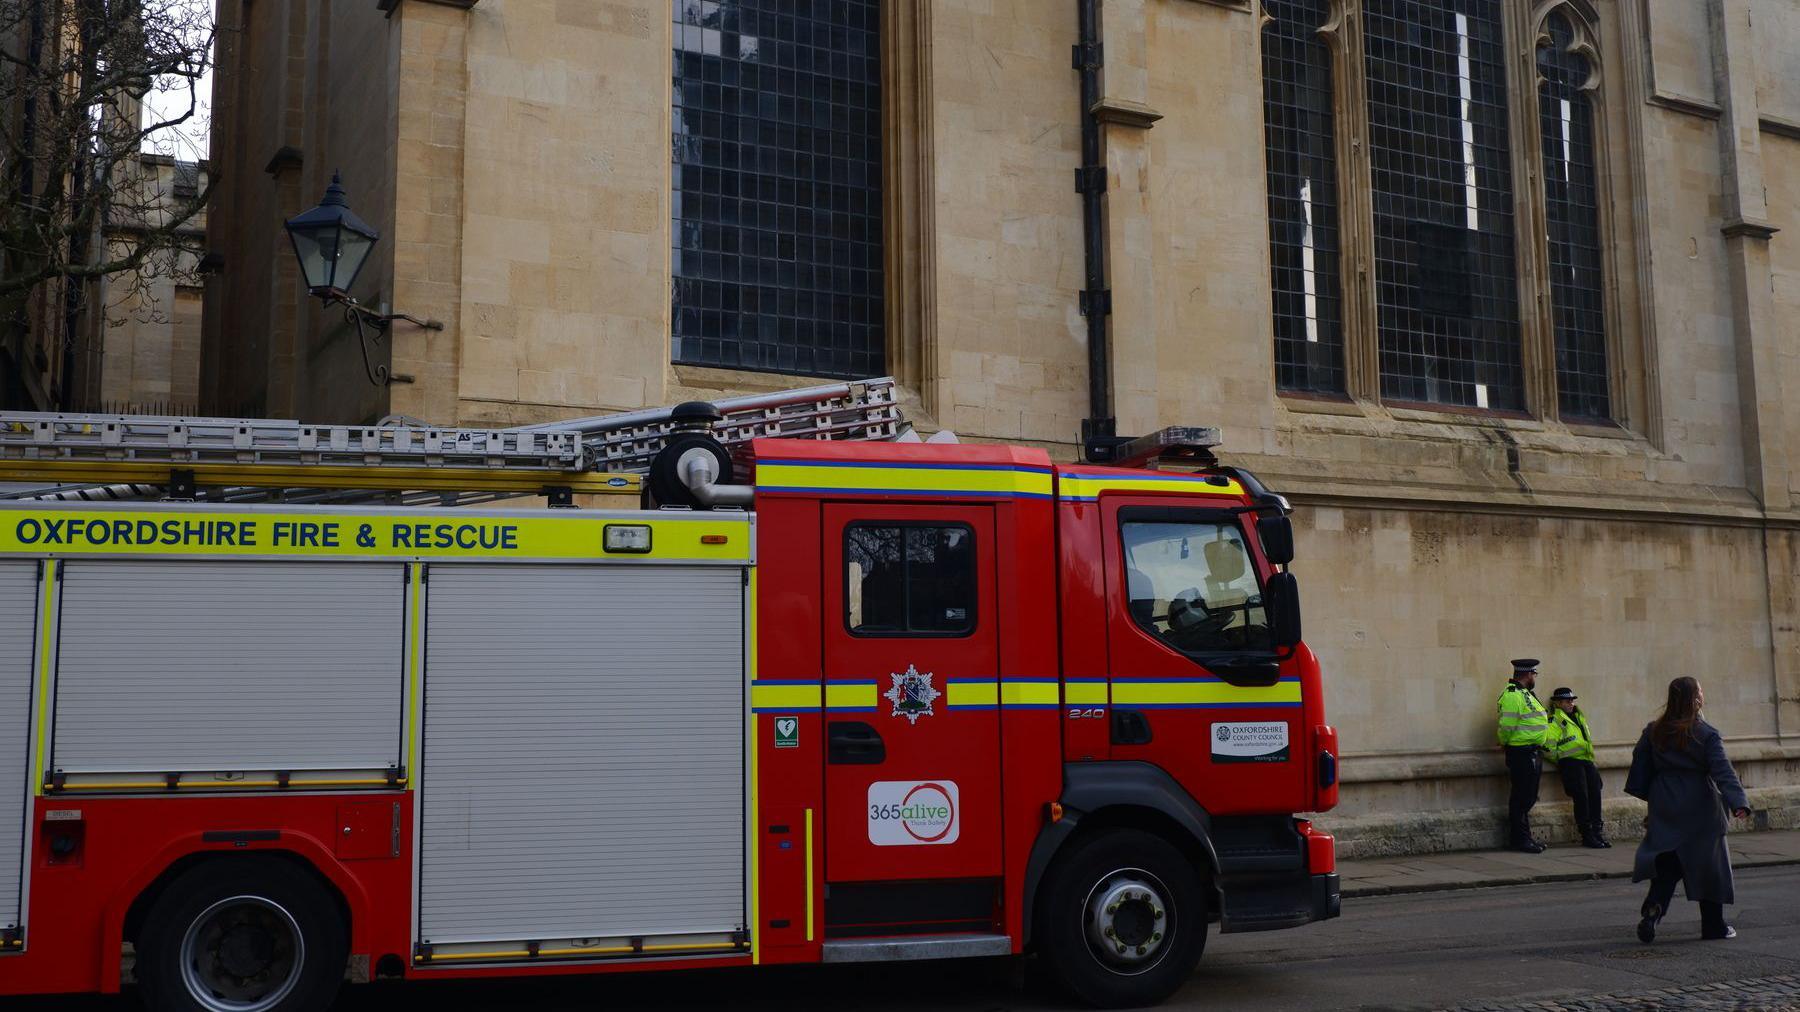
left=14, top=864, right=1800, bottom=1010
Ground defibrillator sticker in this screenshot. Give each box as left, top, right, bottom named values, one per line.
left=1211, top=722, right=1290, bottom=763
left=773, top=716, right=799, bottom=749
left=867, top=780, right=960, bottom=846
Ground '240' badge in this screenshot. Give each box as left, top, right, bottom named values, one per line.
left=884, top=664, right=939, bottom=724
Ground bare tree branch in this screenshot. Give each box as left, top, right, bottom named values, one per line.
left=1, top=0, right=215, bottom=308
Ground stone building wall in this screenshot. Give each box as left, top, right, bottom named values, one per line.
left=71, top=155, right=208, bottom=414
left=202, top=0, right=1800, bottom=853
left=202, top=0, right=398, bottom=422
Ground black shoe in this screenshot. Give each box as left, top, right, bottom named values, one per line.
left=1512, top=839, right=1546, bottom=854
left=1588, top=824, right=1613, bottom=848
left=1638, top=901, right=1663, bottom=944
left=1581, top=835, right=1607, bottom=849
left=1701, top=925, right=1737, bottom=940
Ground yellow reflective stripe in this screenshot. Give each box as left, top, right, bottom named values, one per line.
left=406, top=564, right=425, bottom=780
left=803, top=808, right=816, bottom=942
left=746, top=570, right=760, bottom=965
left=0, top=508, right=750, bottom=563
left=825, top=682, right=879, bottom=710
left=51, top=778, right=399, bottom=791
left=750, top=683, right=822, bottom=711
left=421, top=941, right=744, bottom=962
left=31, top=562, right=56, bottom=797
left=1058, top=474, right=1246, bottom=500
left=1064, top=680, right=1109, bottom=705
left=946, top=680, right=999, bottom=708
left=0, top=459, right=642, bottom=497
left=1001, top=680, right=1062, bottom=707
left=1111, top=679, right=1303, bottom=707
left=754, top=462, right=1053, bottom=499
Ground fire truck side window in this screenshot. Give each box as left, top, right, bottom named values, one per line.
left=1121, top=517, right=1273, bottom=655
left=845, top=523, right=976, bottom=636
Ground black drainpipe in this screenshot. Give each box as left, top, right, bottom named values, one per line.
left=1074, top=0, right=1120, bottom=463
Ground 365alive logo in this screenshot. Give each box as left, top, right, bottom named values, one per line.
left=867, top=780, right=960, bottom=846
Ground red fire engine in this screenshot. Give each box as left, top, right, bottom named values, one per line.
left=0, top=381, right=1338, bottom=1010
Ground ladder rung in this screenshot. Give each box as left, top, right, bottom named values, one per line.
left=0, top=377, right=903, bottom=504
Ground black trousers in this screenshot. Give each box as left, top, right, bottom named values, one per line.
left=1557, top=758, right=1604, bottom=831
left=1504, top=745, right=1541, bottom=844
left=1645, top=851, right=1727, bottom=934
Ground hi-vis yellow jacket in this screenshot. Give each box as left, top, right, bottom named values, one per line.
left=1545, top=707, right=1595, bottom=763
left=1496, top=683, right=1549, bottom=747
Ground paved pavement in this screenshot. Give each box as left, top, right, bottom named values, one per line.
left=1339, top=828, right=1800, bottom=898
left=14, top=837, right=1800, bottom=1011
left=1455, top=975, right=1800, bottom=1012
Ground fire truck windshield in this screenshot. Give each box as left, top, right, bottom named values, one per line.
left=1122, top=519, right=1273, bottom=656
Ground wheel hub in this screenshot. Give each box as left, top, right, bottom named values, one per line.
left=215, top=919, right=279, bottom=979
left=1084, top=871, right=1171, bottom=969
left=179, top=896, right=306, bottom=1012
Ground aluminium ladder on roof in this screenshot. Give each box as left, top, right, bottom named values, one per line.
left=0, top=377, right=902, bottom=504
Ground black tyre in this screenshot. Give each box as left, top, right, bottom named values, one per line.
left=1034, top=828, right=1207, bottom=1008
left=648, top=433, right=733, bottom=508
left=135, top=858, right=347, bottom=1012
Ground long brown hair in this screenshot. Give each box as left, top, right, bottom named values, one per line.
left=1650, top=676, right=1702, bottom=751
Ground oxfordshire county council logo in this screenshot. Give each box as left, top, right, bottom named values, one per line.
left=884, top=664, right=940, bottom=724
left=1216, top=726, right=1232, bottom=742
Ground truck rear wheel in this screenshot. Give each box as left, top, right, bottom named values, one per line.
left=135, top=857, right=347, bottom=1012
left=1034, top=828, right=1206, bottom=1008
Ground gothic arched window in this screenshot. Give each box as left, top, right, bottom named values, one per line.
left=1538, top=11, right=1610, bottom=421
left=1262, top=0, right=1346, bottom=395
left=1364, top=0, right=1523, bottom=412
left=671, top=0, right=885, bottom=379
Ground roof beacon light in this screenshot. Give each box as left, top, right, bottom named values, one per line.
left=1096, top=426, right=1223, bottom=469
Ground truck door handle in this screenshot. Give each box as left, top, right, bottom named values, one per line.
left=828, top=721, right=886, bottom=765
left=1111, top=709, right=1153, bottom=746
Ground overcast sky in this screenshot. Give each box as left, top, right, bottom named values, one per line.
left=140, top=68, right=211, bottom=159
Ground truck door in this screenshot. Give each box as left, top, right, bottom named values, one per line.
left=821, top=504, right=1002, bottom=898
left=1103, top=502, right=1307, bottom=814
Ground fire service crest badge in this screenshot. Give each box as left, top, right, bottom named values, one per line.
left=884, top=664, right=940, bottom=724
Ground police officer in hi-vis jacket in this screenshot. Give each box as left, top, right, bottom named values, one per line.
left=1546, top=686, right=1610, bottom=849
left=1496, top=658, right=1550, bottom=853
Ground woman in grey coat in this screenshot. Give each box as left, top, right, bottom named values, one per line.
left=1625, top=676, right=1750, bottom=942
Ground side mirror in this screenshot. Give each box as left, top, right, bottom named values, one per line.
left=1257, top=514, right=1295, bottom=567
left=1265, top=571, right=1303, bottom=649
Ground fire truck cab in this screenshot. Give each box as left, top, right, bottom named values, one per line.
left=0, top=414, right=1337, bottom=1010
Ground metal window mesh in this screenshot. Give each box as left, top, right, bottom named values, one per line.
left=1365, top=0, right=1524, bottom=410
left=1263, top=0, right=1347, bottom=395
left=1539, top=14, right=1611, bottom=421
left=671, top=0, right=885, bottom=379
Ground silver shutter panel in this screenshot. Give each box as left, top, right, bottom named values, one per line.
left=420, top=564, right=745, bottom=943
left=0, top=561, right=37, bottom=930
left=53, top=561, right=404, bottom=773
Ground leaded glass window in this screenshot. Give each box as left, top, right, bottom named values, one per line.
left=671, top=0, right=885, bottom=379
left=1538, top=13, right=1610, bottom=421
left=1263, top=0, right=1346, bottom=395
left=1365, top=0, right=1524, bottom=411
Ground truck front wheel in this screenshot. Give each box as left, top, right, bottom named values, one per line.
left=1034, top=828, right=1207, bottom=1008
left=135, top=857, right=347, bottom=1012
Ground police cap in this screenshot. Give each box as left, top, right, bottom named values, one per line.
left=1511, top=658, right=1540, bottom=676
left=1550, top=687, right=1576, bottom=701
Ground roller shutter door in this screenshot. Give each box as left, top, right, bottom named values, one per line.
left=420, top=564, right=745, bottom=944
left=0, top=561, right=37, bottom=932
left=53, top=561, right=405, bottom=773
